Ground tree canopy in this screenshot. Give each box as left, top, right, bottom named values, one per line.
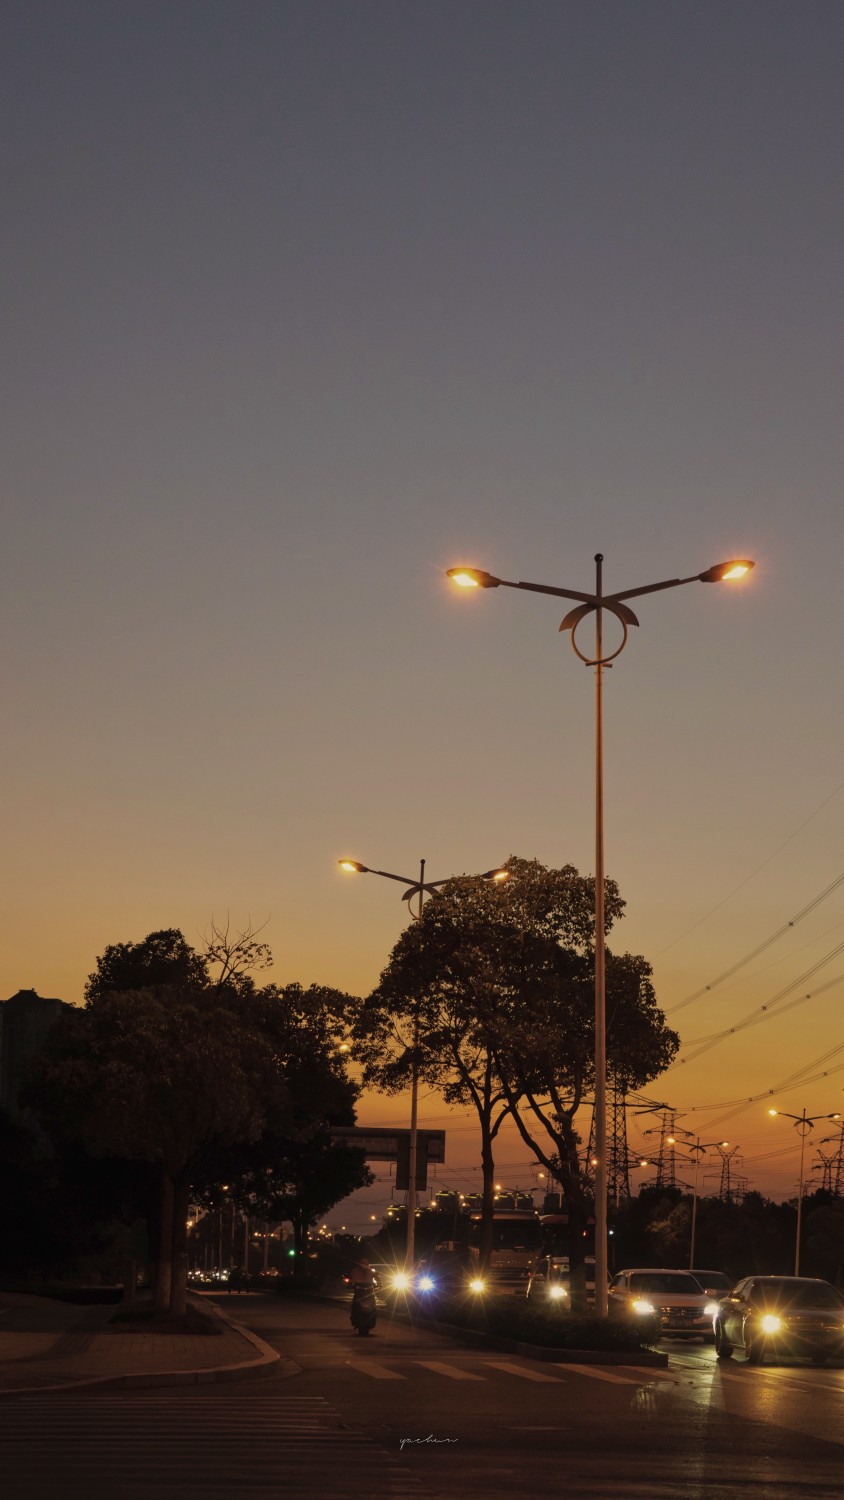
left=28, top=930, right=364, bottom=1313
left=355, top=856, right=678, bottom=1271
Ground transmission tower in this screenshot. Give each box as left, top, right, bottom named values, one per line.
left=607, top=1079, right=633, bottom=1206
left=812, top=1149, right=836, bottom=1194
left=818, top=1123, right=844, bottom=1196
left=584, top=1086, right=668, bottom=1201
left=641, top=1109, right=678, bottom=1189
left=714, top=1144, right=744, bottom=1203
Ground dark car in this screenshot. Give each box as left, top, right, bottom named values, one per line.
left=714, top=1276, right=844, bottom=1365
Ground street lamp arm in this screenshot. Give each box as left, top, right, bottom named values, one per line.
left=503, top=578, right=601, bottom=606
left=364, top=867, right=424, bottom=889
left=604, top=573, right=705, bottom=605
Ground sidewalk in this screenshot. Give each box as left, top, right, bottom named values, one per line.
left=0, top=1291, right=287, bottom=1396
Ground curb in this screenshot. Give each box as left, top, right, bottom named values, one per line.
left=0, top=1296, right=297, bottom=1398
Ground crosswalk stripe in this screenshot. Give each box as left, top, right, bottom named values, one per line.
left=562, top=1364, right=641, bottom=1384
left=416, top=1361, right=486, bottom=1381
left=0, top=1394, right=433, bottom=1498
left=345, top=1359, right=406, bottom=1380
left=486, top=1360, right=564, bottom=1383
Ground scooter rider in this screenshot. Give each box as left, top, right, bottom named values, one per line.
left=348, top=1257, right=375, bottom=1288
left=349, top=1257, right=377, bottom=1335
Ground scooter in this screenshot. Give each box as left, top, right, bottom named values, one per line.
left=350, top=1282, right=377, bottom=1336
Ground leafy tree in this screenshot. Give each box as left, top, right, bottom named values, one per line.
left=355, top=875, right=518, bottom=1268
left=28, top=981, right=285, bottom=1314
left=225, top=1133, right=373, bottom=1260
left=804, top=1197, right=844, bottom=1285
left=85, top=928, right=209, bottom=1003
left=355, top=857, right=677, bottom=1288
left=488, top=906, right=678, bottom=1286
left=194, top=983, right=371, bottom=1261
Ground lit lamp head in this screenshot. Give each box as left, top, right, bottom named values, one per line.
left=446, top=567, right=501, bottom=589
left=339, top=859, right=368, bottom=874
left=699, top=558, right=755, bottom=583
left=768, top=1109, right=779, bottom=1117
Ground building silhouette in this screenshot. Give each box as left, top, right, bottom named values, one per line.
left=0, top=988, right=70, bottom=1116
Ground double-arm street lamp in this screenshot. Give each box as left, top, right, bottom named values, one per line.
left=447, top=554, right=754, bottom=1315
left=768, top=1106, right=841, bottom=1275
left=339, top=856, right=508, bottom=1268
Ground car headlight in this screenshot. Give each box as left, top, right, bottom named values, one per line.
left=631, top=1298, right=656, bottom=1315
left=760, top=1314, right=782, bottom=1334
left=418, top=1276, right=434, bottom=1292
left=391, top=1272, right=412, bottom=1292
left=704, top=1303, right=720, bottom=1318
left=469, top=1278, right=486, bottom=1294
left=548, top=1284, right=568, bottom=1301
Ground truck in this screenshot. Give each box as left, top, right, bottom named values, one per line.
left=464, top=1210, right=543, bottom=1292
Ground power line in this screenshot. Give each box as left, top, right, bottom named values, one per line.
left=667, top=872, right=844, bottom=1015
left=668, top=944, right=844, bottom=1066
left=671, top=1038, right=844, bottom=1116
left=654, top=777, right=844, bottom=959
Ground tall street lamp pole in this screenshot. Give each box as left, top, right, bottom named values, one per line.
left=768, top=1107, right=841, bottom=1275
left=339, top=856, right=508, bottom=1269
left=686, top=1138, right=730, bottom=1269
left=447, top=555, right=754, bottom=1315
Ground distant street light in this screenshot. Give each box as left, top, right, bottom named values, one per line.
left=768, top=1107, right=841, bottom=1274
left=447, top=553, right=754, bottom=1315
left=685, top=1137, right=730, bottom=1269
left=339, top=855, right=508, bottom=1267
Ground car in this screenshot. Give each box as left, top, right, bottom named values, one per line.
left=713, top=1276, right=844, bottom=1365
left=608, top=1267, right=720, bottom=1340
left=412, top=1250, right=487, bottom=1299
left=690, top=1269, right=734, bottom=1297
left=525, top=1255, right=571, bottom=1306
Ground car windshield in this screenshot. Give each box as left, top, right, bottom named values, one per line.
left=752, top=1281, right=844, bottom=1311
left=628, top=1273, right=702, bottom=1295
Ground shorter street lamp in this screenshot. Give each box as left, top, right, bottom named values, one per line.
left=768, top=1107, right=842, bottom=1275
left=339, top=855, right=508, bottom=1267
left=339, top=858, right=509, bottom=917
left=686, top=1139, right=730, bottom=1269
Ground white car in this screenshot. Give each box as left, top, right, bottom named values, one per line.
left=608, top=1268, right=720, bottom=1341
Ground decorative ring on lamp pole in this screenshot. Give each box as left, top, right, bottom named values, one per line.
left=563, top=601, right=633, bottom=667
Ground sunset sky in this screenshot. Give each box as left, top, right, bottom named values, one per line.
left=4, top=2, right=844, bottom=1225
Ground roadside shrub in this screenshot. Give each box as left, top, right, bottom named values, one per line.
left=414, top=1294, right=662, bottom=1351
